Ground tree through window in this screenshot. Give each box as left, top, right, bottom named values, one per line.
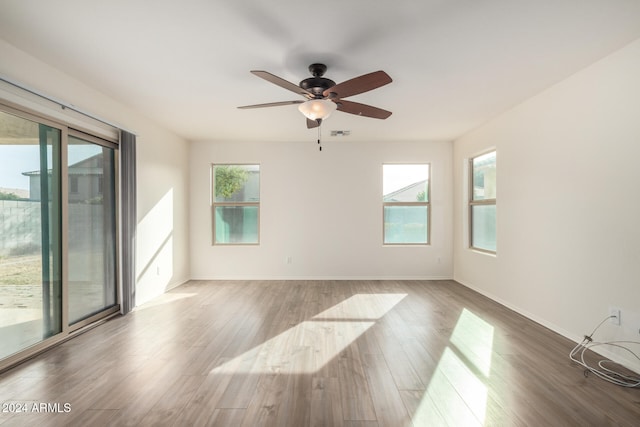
left=211, top=164, right=260, bottom=244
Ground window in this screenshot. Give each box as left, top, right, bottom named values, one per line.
left=69, top=175, right=79, bottom=193
left=383, top=164, right=430, bottom=245
left=0, top=105, right=119, bottom=366
left=469, top=151, right=496, bottom=252
left=212, top=164, right=260, bottom=244
left=0, top=110, right=62, bottom=360
left=67, top=134, right=117, bottom=324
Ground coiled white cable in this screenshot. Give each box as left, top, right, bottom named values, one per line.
left=569, top=315, right=640, bottom=388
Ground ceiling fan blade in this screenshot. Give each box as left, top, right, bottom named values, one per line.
left=335, top=100, right=392, bottom=119
left=251, top=70, right=313, bottom=98
left=238, top=100, right=304, bottom=109
left=323, top=70, right=392, bottom=99
left=307, top=118, right=321, bottom=129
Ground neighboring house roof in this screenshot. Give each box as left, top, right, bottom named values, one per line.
left=383, top=180, right=427, bottom=202
left=22, top=154, right=103, bottom=176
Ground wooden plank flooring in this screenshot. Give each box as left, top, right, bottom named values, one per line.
left=1, top=280, right=639, bottom=426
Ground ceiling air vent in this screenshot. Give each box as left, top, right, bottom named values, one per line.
left=330, top=130, right=350, bottom=137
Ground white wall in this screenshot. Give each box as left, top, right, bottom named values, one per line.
left=0, top=40, right=191, bottom=307
left=453, top=38, right=640, bottom=371
left=190, top=139, right=453, bottom=279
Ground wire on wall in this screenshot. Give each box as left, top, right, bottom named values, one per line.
left=569, top=316, right=640, bottom=387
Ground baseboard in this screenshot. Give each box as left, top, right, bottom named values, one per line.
left=186, top=275, right=454, bottom=281
left=166, top=277, right=190, bottom=290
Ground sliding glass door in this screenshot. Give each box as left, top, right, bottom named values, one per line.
left=67, top=134, right=117, bottom=324
left=0, top=110, right=62, bottom=360
left=0, top=105, right=119, bottom=364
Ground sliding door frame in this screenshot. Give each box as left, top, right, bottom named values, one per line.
left=66, top=128, right=120, bottom=333
left=0, top=100, right=121, bottom=372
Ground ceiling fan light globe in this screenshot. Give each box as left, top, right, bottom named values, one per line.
left=298, top=99, right=337, bottom=121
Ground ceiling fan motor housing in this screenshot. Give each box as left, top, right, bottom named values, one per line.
left=300, top=63, right=335, bottom=97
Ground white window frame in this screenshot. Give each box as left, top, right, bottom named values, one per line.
left=211, top=163, right=260, bottom=245
left=469, top=151, right=496, bottom=253
left=382, top=163, right=431, bottom=246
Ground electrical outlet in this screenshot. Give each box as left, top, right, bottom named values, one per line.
left=609, top=307, right=621, bottom=325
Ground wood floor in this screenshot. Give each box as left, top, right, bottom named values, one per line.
left=1, top=280, right=639, bottom=426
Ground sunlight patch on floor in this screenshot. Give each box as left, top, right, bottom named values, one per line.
left=450, top=308, right=494, bottom=377
left=211, top=293, right=407, bottom=375
left=414, top=308, right=495, bottom=426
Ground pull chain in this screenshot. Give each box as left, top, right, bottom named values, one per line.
left=317, top=122, right=322, bottom=151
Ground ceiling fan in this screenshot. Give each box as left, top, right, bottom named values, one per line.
left=238, top=63, right=392, bottom=128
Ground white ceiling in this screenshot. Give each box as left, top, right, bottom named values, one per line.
left=1, top=0, right=640, bottom=143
